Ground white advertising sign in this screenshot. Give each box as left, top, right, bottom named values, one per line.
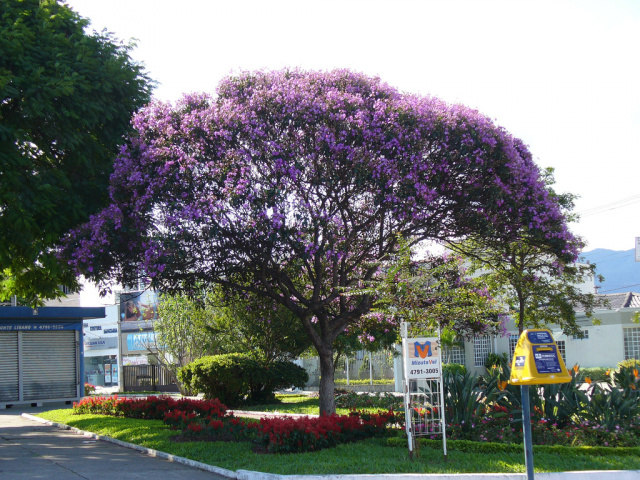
left=404, top=337, right=441, bottom=379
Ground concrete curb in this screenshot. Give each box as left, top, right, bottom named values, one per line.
left=22, top=413, right=240, bottom=479
left=21, top=414, right=640, bottom=480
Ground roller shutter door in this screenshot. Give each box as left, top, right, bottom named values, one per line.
left=22, top=331, right=78, bottom=400
left=0, top=332, right=19, bottom=402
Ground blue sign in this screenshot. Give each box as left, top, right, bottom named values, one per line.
left=527, top=331, right=553, bottom=344
left=532, top=346, right=562, bottom=374
left=127, top=332, right=157, bottom=351
left=0, top=322, right=79, bottom=332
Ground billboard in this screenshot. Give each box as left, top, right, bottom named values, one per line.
left=119, top=290, right=159, bottom=332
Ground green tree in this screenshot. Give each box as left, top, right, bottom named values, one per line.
left=206, top=287, right=313, bottom=363
left=354, top=235, right=504, bottom=341
left=449, top=169, right=604, bottom=335
left=0, top=0, right=153, bottom=303
left=150, top=293, right=218, bottom=394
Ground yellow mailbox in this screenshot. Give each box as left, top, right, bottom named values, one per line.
left=509, top=329, right=571, bottom=385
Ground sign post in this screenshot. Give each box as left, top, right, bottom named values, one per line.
left=509, top=329, right=571, bottom=480
left=401, top=322, right=446, bottom=459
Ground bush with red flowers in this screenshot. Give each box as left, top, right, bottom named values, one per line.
left=73, top=395, right=227, bottom=420
left=254, top=410, right=399, bottom=453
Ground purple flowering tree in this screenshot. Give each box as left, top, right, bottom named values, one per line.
left=64, top=69, right=576, bottom=415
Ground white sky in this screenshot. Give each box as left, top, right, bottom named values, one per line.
left=65, top=0, right=640, bottom=252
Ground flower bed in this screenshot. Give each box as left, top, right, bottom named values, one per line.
left=164, top=406, right=399, bottom=453
left=255, top=410, right=399, bottom=453
left=72, top=363, right=640, bottom=452
left=73, top=395, right=227, bottom=420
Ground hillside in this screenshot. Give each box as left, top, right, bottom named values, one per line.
left=580, top=248, right=640, bottom=294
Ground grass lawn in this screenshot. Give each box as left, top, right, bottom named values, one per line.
left=242, top=393, right=399, bottom=416
left=36, top=402, right=640, bottom=475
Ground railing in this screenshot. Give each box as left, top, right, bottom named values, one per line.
left=122, top=365, right=179, bottom=393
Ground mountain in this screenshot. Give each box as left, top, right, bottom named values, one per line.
left=580, top=248, right=640, bottom=294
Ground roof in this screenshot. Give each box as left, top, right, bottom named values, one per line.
left=0, top=306, right=105, bottom=320
left=596, top=292, right=640, bottom=310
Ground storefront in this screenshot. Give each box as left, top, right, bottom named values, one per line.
left=0, top=306, right=104, bottom=408
left=83, top=305, right=119, bottom=387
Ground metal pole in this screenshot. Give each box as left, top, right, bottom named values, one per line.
left=521, top=385, right=535, bottom=480
left=369, top=351, right=373, bottom=385
left=117, top=313, right=124, bottom=392
left=346, top=357, right=350, bottom=386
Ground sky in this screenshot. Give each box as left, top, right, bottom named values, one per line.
left=65, top=0, right=640, bottom=253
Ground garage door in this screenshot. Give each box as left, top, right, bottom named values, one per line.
left=22, top=331, right=78, bottom=400
left=0, top=332, right=19, bottom=402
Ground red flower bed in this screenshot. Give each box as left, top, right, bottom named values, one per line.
left=255, top=410, right=399, bottom=453
left=73, top=395, right=226, bottom=420
left=74, top=395, right=399, bottom=453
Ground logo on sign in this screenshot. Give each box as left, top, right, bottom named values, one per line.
left=414, top=341, right=432, bottom=358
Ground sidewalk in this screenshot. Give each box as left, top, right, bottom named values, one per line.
left=0, top=403, right=227, bottom=480
left=1, top=402, right=639, bottom=480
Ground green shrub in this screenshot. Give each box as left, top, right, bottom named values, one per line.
left=442, top=363, right=466, bottom=376
left=178, top=354, right=308, bottom=407
left=442, top=370, right=486, bottom=429
left=612, top=364, right=640, bottom=390
left=617, top=359, right=640, bottom=369
left=579, top=367, right=610, bottom=383
left=335, top=391, right=403, bottom=411
left=179, top=353, right=259, bottom=407
left=484, top=352, right=509, bottom=371
left=248, top=360, right=308, bottom=403
left=334, top=378, right=394, bottom=385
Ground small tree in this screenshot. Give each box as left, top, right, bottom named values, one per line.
left=148, top=293, right=217, bottom=394
left=450, top=169, right=604, bottom=335
left=65, top=70, right=577, bottom=415
left=353, top=235, right=505, bottom=340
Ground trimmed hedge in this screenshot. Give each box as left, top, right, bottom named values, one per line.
left=385, top=436, right=640, bottom=456
left=178, top=354, right=308, bottom=407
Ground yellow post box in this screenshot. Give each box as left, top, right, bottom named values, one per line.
left=509, top=329, right=571, bottom=385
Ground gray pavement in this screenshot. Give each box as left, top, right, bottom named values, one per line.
left=0, top=403, right=229, bottom=480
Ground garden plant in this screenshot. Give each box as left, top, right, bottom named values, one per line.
left=70, top=361, right=640, bottom=452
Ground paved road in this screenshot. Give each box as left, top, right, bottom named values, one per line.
left=0, top=403, right=229, bottom=480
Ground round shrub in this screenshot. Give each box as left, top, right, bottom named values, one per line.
left=248, top=360, right=309, bottom=403
left=178, top=353, right=260, bottom=407
left=179, top=354, right=309, bottom=406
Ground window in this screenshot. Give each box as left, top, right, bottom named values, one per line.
left=556, top=340, right=566, bottom=364
left=623, top=327, right=640, bottom=360
left=572, top=330, right=589, bottom=340
left=509, top=335, right=519, bottom=362
left=473, top=336, right=493, bottom=367
left=58, top=285, right=77, bottom=295
left=443, top=344, right=465, bottom=365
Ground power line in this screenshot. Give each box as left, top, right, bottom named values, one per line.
left=578, top=194, right=640, bottom=217
left=581, top=250, right=633, bottom=263
left=591, top=252, right=636, bottom=265
left=598, top=283, right=640, bottom=294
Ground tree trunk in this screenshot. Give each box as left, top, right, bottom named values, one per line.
left=318, top=347, right=336, bottom=416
